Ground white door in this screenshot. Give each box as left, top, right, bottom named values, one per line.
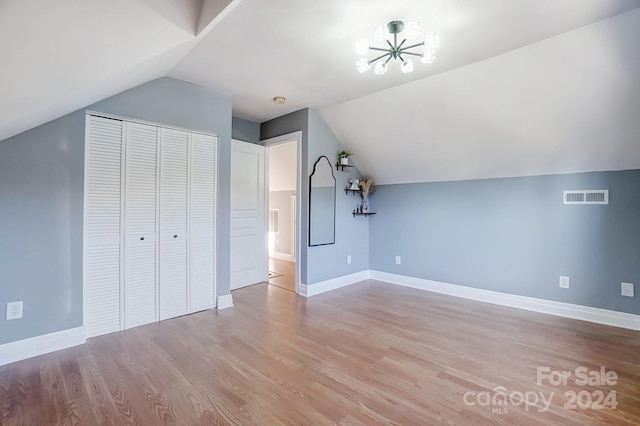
left=189, top=133, right=217, bottom=311
left=230, top=140, right=266, bottom=290
left=123, top=122, right=158, bottom=329
left=84, top=116, right=123, bottom=338
left=158, top=128, right=189, bottom=320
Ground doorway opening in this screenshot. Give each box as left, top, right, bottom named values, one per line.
left=264, top=134, right=301, bottom=293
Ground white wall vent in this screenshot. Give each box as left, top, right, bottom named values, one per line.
left=563, top=190, right=608, bottom=205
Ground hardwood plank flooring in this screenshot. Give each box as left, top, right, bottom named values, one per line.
left=1, top=280, right=639, bottom=425
left=268, top=257, right=295, bottom=292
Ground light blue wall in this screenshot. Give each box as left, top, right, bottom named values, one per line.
left=0, top=77, right=232, bottom=345
left=232, top=117, right=261, bottom=145
left=0, top=113, right=85, bottom=344
left=369, top=170, right=640, bottom=314
left=307, top=109, right=369, bottom=283
left=261, top=109, right=370, bottom=285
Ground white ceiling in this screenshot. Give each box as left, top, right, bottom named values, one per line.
left=0, top=0, right=236, bottom=142
left=2, top=0, right=639, bottom=183
left=323, top=9, right=640, bottom=183
left=171, top=0, right=639, bottom=123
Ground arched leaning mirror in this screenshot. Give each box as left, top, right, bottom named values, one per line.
left=309, top=156, right=336, bottom=246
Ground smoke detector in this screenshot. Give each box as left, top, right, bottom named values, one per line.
left=273, top=96, right=286, bottom=104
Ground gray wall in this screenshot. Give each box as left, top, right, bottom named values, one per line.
left=269, top=190, right=295, bottom=255
left=369, top=170, right=640, bottom=315
left=0, top=113, right=85, bottom=344
left=0, top=77, right=232, bottom=345
left=307, top=109, right=369, bottom=283
left=261, top=108, right=370, bottom=285
left=232, top=117, right=261, bottom=145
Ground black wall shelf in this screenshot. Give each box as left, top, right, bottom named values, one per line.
left=335, top=163, right=353, bottom=171
left=352, top=212, right=376, bottom=217
left=345, top=187, right=362, bottom=194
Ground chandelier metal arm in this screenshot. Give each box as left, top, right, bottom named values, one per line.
left=399, top=52, right=423, bottom=58
left=370, top=47, right=391, bottom=53
left=368, top=52, right=391, bottom=64
left=401, top=42, right=425, bottom=51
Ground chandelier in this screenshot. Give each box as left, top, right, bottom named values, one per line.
left=354, top=21, right=440, bottom=75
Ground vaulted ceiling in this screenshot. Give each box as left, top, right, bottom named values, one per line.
left=2, top=0, right=639, bottom=183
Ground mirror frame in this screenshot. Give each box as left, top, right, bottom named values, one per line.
left=308, top=155, right=336, bottom=246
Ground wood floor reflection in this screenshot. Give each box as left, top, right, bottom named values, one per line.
left=1, top=280, right=639, bottom=425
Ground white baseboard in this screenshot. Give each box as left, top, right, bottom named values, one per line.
left=0, top=327, right=86, bottom=367
left=370, top=270, right=640, bottom=331
left=300, top=270, right=370, bottom=297
left=217, top=294, right=234, bottom=309
left=269, top=251, right=293, bottom=262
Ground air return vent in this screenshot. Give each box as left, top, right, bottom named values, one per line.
left=563, top=190, right=608, bottom=205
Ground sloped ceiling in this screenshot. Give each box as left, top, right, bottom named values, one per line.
left=1, top=0, right=639, bottom=184
left=0, top=0, right=237, bottom=142
left=322, top=9, right=640, bottom=183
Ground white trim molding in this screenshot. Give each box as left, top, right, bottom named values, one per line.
left=370, top=271, right=640, bottom=331
left=300, top=270, right=370, bottom=297
left=269, top=251, right=293, bottom=262
left=217, top=294, right=234, bottom=310
left=0, top=327, right=86, bottom=367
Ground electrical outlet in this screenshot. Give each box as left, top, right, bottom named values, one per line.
left=6, top=301, right=23, bottom=320
left=621, top=282, right=635, bottom=297
left=395, top=256, right=401, bottom=265
left=559, top=276, right=570, bottom=289
left=347, top=255, right=352, bottom=264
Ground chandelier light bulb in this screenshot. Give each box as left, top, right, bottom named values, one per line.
left=374, top=62, right=388, bottom=75
left=374, top=24, right=387, bottom=42
left=425, top=32, right=440, bottom=49
left=421, top=48, right=437, bottom=64
left=405, top=21, right=421, bottom=39
left=401, top=59, right=414, bottom=73
left=354, top=38, right=369, bottom=55
left=356, top=58, right=371, bottom=73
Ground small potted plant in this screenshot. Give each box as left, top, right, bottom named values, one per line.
left=337, top=150, right=353, bottom=166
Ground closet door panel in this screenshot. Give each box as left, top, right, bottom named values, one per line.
left=159, top=129, right=189, bottom=320
left=123, top=122, right=158, bottom=329
left=189, top=134, right=217, bottom=312
left=84, top=116, right=123, bottom=338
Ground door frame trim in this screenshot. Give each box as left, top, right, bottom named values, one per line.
left=262, top=132, right=302, bottom=294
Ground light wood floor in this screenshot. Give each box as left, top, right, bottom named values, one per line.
left=268, top=257, right=295, bottom=292
left=1, top=280, right=639, bottom=425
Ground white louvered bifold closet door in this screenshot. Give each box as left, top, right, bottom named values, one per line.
left=158, top=129, right=189, bottom=320
left=123, top=122, right=158, bottom=329
left=84, top=116, right=123, bottom=338
left=189, top=133, right=217, bottom=312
